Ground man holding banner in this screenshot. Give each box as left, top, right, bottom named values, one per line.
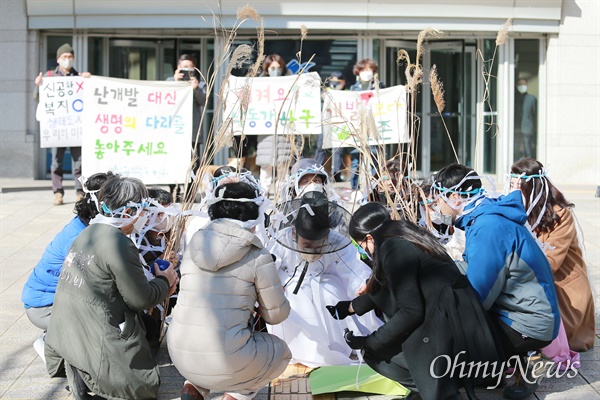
left=34, top=43, right=90, bottom=205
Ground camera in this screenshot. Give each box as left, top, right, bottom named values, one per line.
left=180, top=68, right=192, bottom=81
left=180, top=68, right=197, bottom=81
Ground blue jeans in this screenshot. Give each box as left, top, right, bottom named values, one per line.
left=348, top=147, right=377, bottom=190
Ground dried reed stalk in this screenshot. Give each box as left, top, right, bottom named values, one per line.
left=159, top=6, right=266, bottom=340
left=430, top=65, right=459, bottom=163
left=472, top=17, right=511, bottom=171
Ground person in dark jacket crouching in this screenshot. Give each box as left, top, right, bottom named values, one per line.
left=45, top=176, right=179, bottom=400
left=327, top=203, right=502, bottom=400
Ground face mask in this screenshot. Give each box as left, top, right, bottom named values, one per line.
left=517, top=85, right=527, bottom=94
left=268, top=68, right=282, bottom=77
left=298, top=183, right=324, bottom=196
left=59, top=58, right=74, bottom=70
left=330, top=81, right=342, bottom=90
left=300, top=253, right=322, bottom=263
left=359, top=70, right=374, bottom=82
left=430, top=204, right=454, bottom=226
left=153, top=214, right=173, bottom=233
left=132, top=215, right=149, bottom=234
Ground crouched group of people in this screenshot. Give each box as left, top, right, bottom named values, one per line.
left=21, top=156, right=595, bottom=400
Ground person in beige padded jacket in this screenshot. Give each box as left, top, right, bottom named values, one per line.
left=510, top=158, right=595, bottom=352
left=168, top=181, right=291, bottom=400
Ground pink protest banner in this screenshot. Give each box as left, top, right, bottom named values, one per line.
left=82, top=76, right=193, bottom=184
left=37, top=76, right=85, bottom=148
left=223, top=72, right=322, bottom=135
left=322, top=85, right=408, bottom=149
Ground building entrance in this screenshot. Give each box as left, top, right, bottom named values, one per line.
left=384, top=40, right=476, bottom=177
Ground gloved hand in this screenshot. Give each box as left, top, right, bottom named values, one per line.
left=344, top=328, right=367, bottom=350
left=326, top=301, right=354, bottom=320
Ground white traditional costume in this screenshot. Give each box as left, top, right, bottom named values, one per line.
left=267, top=190, right=382, bottom=367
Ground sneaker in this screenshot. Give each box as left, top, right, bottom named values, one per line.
left=33, top=334, right=46, bottom=364
left=525, top=351, right=555, bottom=382
left=181, top=380, right=209, bottom=400
left=65, top=363, right=93, bottom=400
left=503, top=381, right=538, bottom=400
left=503, top=351, right=554, bottom=400
left=53, top=192, right=64, bottom=205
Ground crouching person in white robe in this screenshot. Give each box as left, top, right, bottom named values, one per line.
left=268, top=191, right=382, bottom=367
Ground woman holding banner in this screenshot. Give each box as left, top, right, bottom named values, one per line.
left=336, top=58, right=385, bottom=195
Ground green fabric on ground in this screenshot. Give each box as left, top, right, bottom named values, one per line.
left=308, top=365, right=410, bottom=396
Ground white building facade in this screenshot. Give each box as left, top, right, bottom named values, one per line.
left=1, top=0, right=598, bottom=185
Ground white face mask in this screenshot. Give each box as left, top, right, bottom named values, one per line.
left=153, top=214, right=173, bottom=233
left=430, top=204, right=454, bottom=226
left=517, top=85, right=527, bottom=94
left=268, top=68, right=282, bottom=77
left=132, top=215, right=149, bottom=234
left=359, top=70, right=374, bottom=82
left=298, top=183, right=324, bottom=197
left=429, top=210, right=452, bottom=226
left=300, top=253, right=322, bottom=263
left=59, top=58, right=74, bottom=70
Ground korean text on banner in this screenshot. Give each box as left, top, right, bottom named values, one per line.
left=223, top=72, right=322, bottom=135
left=82, top=76, right=193, bottom=184
left=37, top=76, right=85, bottom=148
left=322, top=85, right=408, bottom=149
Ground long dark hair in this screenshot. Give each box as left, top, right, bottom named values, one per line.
left=74, top=172, right=112, bottom=225
left=350, top=203, right=452, bottom=292
left=511, top=158, right=573, bottom=235
left=349, top=202, right=390, bottom=241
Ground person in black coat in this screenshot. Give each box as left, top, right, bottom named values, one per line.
left=327, top=203, right=502, bottom=400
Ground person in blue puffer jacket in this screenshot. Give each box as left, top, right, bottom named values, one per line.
left=431, top=164, right=559, bottom=400
left=21, top=172, right=111, bottom=332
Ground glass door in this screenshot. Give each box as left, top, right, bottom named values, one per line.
left=109, top=39, right=175, bottom=80
left=385, top=40, right=475, bottom=176
left=423, top=41, right=475, bottom=174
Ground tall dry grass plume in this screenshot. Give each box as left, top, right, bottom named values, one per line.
left=430, top=64, right=459, bottom=163
left=496, top=18, right=512, bottom=46
left=430, top=65, right=445, bottom=113
left=300, top=25, right=308, bottom=41
left=236, top=5, right=261, bottom=21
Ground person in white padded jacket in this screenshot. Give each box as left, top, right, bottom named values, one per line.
left=168, top=181, right=291, bottom=400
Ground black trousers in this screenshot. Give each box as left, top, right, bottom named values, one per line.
left=364, top=352, right=418, bottom=392
left=365, top=352, right=463, bottom=399
left=493, top=317, right=552, bottom=359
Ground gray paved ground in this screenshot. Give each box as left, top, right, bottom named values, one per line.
left=1, top=178, right=599, bottom=399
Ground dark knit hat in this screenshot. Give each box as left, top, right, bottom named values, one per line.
left=56, top=43, right=74, bottom=59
